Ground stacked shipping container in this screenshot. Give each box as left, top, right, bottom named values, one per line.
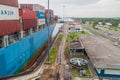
left=0, top=21, right=20, bottom=36
left=19, top=4, right=33, bottom=10
left=45, top=9, right=55, bottom=24
left=0, top=1, right=57, bottom=77
left=19, top=9, right=37, bottom=30
left=55, top=15, right=58, bottom=22
left=20, top=4, right=45, bottom=26
left=36, top=11, right=45, bottom=25
left=20, top=4, right=45, bottom=12
left=0, top=0, right=18, bottom=7
left=0, top=1, right=20, bottom=36
left=34, top=4, right=45, bottom=26
left=45, top=9, right=51, bottom=24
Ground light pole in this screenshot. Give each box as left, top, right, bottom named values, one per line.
left=63, top=5, right=65, bottom=22
left=47, top=0, right=50, bottom=62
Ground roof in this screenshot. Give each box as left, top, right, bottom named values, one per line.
left=82, top=35, right=120, bottom=69
left=105, top=22, right=112, bottom=26
left=70, top=41, right=84, bottom=49
left=118, top=23, right=120, bottom=27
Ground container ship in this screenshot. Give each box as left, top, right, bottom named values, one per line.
left=0, top=0, right=58, bottom=77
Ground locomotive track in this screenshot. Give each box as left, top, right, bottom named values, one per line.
left=0, top=32, right=59, bottom=80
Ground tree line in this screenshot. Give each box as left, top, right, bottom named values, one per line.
left=74, top=18, right=120, bottom=27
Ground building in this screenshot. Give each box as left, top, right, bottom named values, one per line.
left=118, top=23, right=120, bottom=28
left=68, top=24, right=82, bottom=33
left=70, top=40, right=84, bottom=55
left=105, top=22, right=112, bottom=28
left=83, top=35, right=120, bottom=79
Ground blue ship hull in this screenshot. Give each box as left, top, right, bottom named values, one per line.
left=0, top=24, right=56, bottom=77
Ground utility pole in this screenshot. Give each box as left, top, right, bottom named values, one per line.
left=63, top=5, right=65, bottom=22
left=47, top=0, right=50, bottom=62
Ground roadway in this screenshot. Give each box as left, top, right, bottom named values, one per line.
left=83, top=25, right=120, bottom=46
left=57, top=23, right=69, bottom=80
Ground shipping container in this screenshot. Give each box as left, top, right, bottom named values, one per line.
left=19, top=4, right=33, bottom=10
left=55, top=16, right=58, bottom=22
left=45, top=13, right=50, bottom=19
left=45, top=9, right=54, bottom=19
left=45, top=18, right=50, bottom=24
left=45, top=9, right=54, bottom=14
left=36, top=11, right=45, bottom=19
left=0, top=4, right=19, bottom=20
left=50, top=18, right=55, bottom=24
left=50, top=14, right=54, bottom=19
left=0, top=0, right=18, bottom=7
left=19, top=4, right=45, bottom=12
left=0, top=20, right=20, bottom=36
left=37, top=19, right=45, bottom=25
left=19, top=9, right=37, bottom=19
left=33, top=4, right=45, bottom=12
left=22, top=19, right=37, bottom=30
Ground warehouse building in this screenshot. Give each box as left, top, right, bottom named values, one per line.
left=82, top=35, right=120, bottom=79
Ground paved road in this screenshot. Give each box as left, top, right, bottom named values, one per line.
left=83, top=25, right=120, bottom=45
left=57, top=23, right=68, bottom=80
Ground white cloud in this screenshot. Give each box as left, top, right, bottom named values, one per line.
left=18, top=0, right=120, bottom=17
left=63, top=0, right=120, bottom=17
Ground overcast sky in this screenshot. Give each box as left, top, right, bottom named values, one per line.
left=18, top=0, right=120, bottom=18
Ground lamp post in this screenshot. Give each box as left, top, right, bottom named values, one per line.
left=47, top=0, right=50, bottom=62
left=63, top=5, right=65, bottom=22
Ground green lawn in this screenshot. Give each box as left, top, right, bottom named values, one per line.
left=71, top=65, right=92, bottom=78
left=58, top=33, right=64, bottom=40
left=82, top=65, right=91, bottom=77
left=46, top=33, right=62, bottom=64
left=66, top=31, right=89, bottom=42
left=68, top=53, right=91, bottom=77
left=65, top=43, right=91, bottom=78
left=65, top=30, right=92, bottom=78
left=65, top=41, right=92, bottom=78
left=86, top=23, right=93, bottom=28
left=46, top=47, right=58, bottom=63
left=86, top=23, right=120, bottom=34
left=71, top=68, right=79, bottom=77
